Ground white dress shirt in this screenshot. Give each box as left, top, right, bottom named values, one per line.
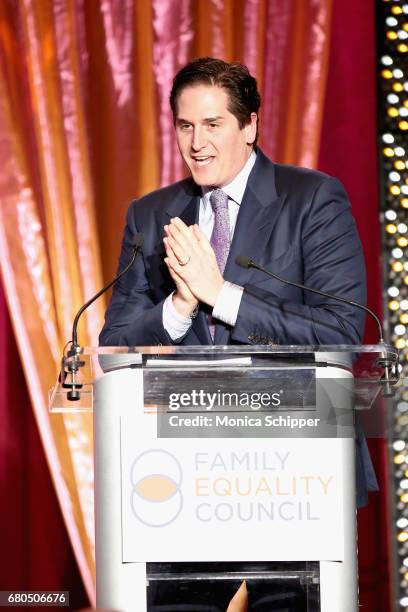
left=162, top=151, right=257, bottom=341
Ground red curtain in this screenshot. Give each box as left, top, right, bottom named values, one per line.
left=0, top=278, right=88, bottom=608
left=318, top=1, right=391, bottom=610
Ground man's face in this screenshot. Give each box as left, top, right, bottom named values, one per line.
left=175, top=84, right=257, bottom=187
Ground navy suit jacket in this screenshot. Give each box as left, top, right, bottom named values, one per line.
left=100, top=149, right=376, bottom=506
left=100, top=149, right=366, bottom=347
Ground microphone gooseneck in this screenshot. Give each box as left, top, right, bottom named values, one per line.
left=71, top=233, right=144, bottom=350
left=235, top=255, right=385, bottom=344
left=63, top=233, right=144, bottom=401
left=235, top=254, right=399, bottom=393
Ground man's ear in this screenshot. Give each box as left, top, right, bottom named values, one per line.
left=245, top=112, right=258, bottom=145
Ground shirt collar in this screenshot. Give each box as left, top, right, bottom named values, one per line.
left=202, top=150, right=257, bottom=206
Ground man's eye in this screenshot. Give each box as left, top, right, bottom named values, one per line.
left=180, top=124, right=192, bottom=131
left=208, top=123, right=219, bottom=128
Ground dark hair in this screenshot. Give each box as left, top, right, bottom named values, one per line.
left=170, top=57, right=261, bottom=145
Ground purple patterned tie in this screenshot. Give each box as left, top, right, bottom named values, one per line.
left=210, top=188, right=231, bottom=274
left=208, top=189, right=230, bottom=339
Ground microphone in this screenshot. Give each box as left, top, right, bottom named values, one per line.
left=235, top=255, right=384, bottom=342
left=71, top=233, right=144, bottom=350
left=62, top=233, right=144, bottom=400
left=235, top=255, right=398, bottom=393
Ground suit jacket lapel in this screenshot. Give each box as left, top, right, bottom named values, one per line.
left=158, top=181, right=212, bottom=345
left=225, top=150, right=285, bottom=277
left=214, top=150, right=285, bottom=345
left=153, top=183, right=199, bottom=297
left=162, top=178, right=200, bottom=225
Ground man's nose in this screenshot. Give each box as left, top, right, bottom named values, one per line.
left=191, top=127, right=206, bottom=151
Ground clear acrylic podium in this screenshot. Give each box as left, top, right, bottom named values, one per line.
left=50, top=344, right=398, bottom=612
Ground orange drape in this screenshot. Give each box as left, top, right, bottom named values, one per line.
left=0, top=0, right=332, bottom=601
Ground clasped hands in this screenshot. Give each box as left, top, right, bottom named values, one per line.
left=163, top=217, right=224, bottom=318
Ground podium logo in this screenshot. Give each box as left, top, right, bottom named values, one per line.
left=130, top=449, right=183, bottom=527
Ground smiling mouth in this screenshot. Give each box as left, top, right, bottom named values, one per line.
left=191, top=156, right=214, bottom=167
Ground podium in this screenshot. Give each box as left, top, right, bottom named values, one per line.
left=50, top=344, right=398, bottom=612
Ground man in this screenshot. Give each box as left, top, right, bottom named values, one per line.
left=100, top=57, right=366, bottom=350
left=100, top=57, right=375, bottom=610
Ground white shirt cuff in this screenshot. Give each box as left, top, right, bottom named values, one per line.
left=212, top=281, right=244, bottom=326
left=162, top=292, right=192, bottom=341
